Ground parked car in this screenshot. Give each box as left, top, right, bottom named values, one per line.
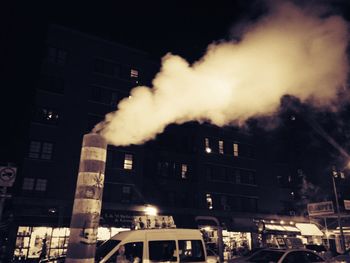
left=95, top=228, right=207, bottom=263
left=206, top=248, right=219, bottom=263
left=305, top=244, right=333, bottom=259
left=331, top=249, right=350, bottom=262
left=231, top=248, right=327, bottom=262
left=39, top=255, right=66, bottom=263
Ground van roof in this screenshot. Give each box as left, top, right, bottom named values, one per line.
left=111, top=228, right=203, bottom=241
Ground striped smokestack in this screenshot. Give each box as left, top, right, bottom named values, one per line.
left=66, top=133, right=107, bottom=263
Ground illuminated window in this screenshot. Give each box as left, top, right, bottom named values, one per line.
left=22, top=178, right=35, bottom=190
left=219, top=140, right=224, bottom=154
left=233, top=143, right=239, bottom=157
left=130, top=69, right=139, bottom=79
left=205, top=138, right=211, bottom=153
left=124, top=154, right=133, bottom=170
left=35, top=179, right=47, bottom=191
left=33, top=107, right=59, bottom=125
left=181, top=164, right=188, bottom=179
left=206, top=194, right=213, bottom=210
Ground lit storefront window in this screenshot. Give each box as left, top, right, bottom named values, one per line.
left=13, top=226, right=130, bottom=261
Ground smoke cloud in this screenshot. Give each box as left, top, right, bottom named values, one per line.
left=94, top=2, right=349, bottom=146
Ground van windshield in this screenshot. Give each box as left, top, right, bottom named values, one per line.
left=95, top=239, right=121, bottom=261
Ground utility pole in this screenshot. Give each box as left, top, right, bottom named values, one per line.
left=332, top=166, right=346, bottom=252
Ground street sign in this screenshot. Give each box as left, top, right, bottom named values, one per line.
left=307, top=201, right=334, bottom=216
left=0, top=166, right=17, bottom=187
left=344, top=200, right=350, bottom=210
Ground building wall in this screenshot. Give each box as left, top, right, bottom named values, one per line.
left=5, top=24, right=296, bottom=260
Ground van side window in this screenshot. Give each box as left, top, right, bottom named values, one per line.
left=110, top=242, right=143, bottom=263
left=178, top=240, right=205, bottom=262
left=149, top=240, right=177, bottom=262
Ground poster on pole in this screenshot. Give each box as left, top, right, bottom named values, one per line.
left=307, top=201, right=334, bottom=216
left=0, top=166, right=17, bottom=187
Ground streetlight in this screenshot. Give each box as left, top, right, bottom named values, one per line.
left=331, top=165, right=346, bottom=252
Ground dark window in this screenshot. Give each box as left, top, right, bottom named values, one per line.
left=109, top=242, right=143, bottom=263
left=90, top=85, right=127, bottom=107
left=250, top=250, right=284, bottom=262
left=22, top=178, right=35, bottom=191
left=28, top=141, right=54, bottom=160
left=149, top=240, right=177, bottom=261
left=38, top=75, right=64, bottom=94
left=22, top=178, right=47, bottom=192
left=158, top=161, right=170, bottom=177
left=93, top=58, right=120, bottom=77
left=121, top=185, right=132, bottom=203
left=179, top=240, right=205, bottom=262
left=95, top=239, right=120, bottom=261
left=282, top=251, right=325, bottom=263
left=48, top=46, right=67, bottom=65
left=33, top=107, right=60, bottom=125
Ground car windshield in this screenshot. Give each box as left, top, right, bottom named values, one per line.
left=95, top=239, right=121, bottom=261
left=249, top=250, right=285, bottom=262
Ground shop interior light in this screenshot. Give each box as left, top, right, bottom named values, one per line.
left=289, top=221, right=294, bottom=225
left=203, top=226, right=212, bottom=232
left=280, top=220, right=285, bottom=224
left=270, top=220, right=274, bottom=224
left=205, top=147, right=212, bottom=153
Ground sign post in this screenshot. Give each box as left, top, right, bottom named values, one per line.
left=0, top=165, right=17, bottom=223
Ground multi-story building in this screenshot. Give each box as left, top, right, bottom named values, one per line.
left=1, top=25, right=308, bottom=262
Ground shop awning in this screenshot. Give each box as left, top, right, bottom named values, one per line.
left=295, top=223, right=324, bottom=236
left=264, top=224, right=301, bottom=233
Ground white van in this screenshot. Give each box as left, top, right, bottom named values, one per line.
left=95, top=228, right=207, bottom=263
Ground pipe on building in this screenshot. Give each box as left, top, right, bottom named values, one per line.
left=66, top=133, right=107, bottom=263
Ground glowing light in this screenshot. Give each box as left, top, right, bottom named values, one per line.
left=290, top=221, right=294, bottom=225
left=280, top=220, right=285, bottom=225
left=144, top=205, right=158, bottom=216
left=203, top=226, right=212, bottom=232
left=205, top=147, right=212, bottom=153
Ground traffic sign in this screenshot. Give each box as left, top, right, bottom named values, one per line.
left=0, top=166, right=17, bottom=187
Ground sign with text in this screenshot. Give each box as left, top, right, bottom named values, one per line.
left=344, top=200, right=350, bottom=210
left=307, top=201, right=334, bottom=216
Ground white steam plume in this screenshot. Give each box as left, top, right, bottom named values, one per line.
left=94, top=2, right=349, bottom=146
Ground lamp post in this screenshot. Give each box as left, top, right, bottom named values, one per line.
left=331, top=166, right=346, bottom=252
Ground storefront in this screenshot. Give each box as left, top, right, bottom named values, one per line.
left=12, top=213, right=176, bottom=262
